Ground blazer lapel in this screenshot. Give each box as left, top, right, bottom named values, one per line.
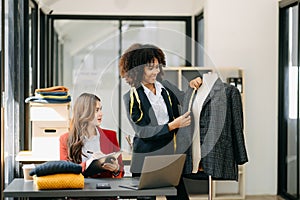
left=136, top=86, right=158, bottom=125
left=161, top=88, right=174, bottom=122
left=202, top=78, right=222, bottom=107
left=98, top=127, right=109, bottom=153
left=186, top=87, right=197, bottom=112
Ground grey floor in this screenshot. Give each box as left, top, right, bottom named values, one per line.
left=244, top=196, right=285, bottom=200
left=154, top=195, right=286, bottom=200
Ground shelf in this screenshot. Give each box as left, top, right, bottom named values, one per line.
left=16, top=151, right=57, bottom=162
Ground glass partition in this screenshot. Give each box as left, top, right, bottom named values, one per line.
left=52, top=17, right=191, bottom=154
left=286, top=5, right=299, bottom=197
left=54, top=20, right=120, bottom=133
left=195, top=14, right=204, bottom=66
left=279, top=3, right=300, bottom=199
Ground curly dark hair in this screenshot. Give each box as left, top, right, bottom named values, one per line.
left=119, top=44, right=166, bottom=87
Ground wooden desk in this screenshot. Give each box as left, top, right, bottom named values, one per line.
left=3, top=178, right=176, bottom=199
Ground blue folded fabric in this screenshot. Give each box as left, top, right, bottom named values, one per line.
left=29, top=161, right=82, bottom=177
left=25, top=95, right=71, bottom=103
left=35, top=91, right=68, bottom=96
left=29, top=99, right=71, bottom=103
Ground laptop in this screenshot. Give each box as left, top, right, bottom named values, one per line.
left=119, top=154, right=186, bottom=190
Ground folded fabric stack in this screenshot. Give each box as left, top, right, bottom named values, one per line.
left=29, top=160, right=84, bottom=190
left=25, top=86, right=71, bottom=103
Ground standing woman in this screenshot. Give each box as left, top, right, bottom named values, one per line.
left=120, top=44, right=201, bottom=200
left=60, top=93, right=124, bottom=178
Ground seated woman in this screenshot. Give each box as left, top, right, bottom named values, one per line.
left=60, top=93, right=124, bottom=178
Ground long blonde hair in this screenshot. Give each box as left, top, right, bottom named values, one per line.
left=67, top=93, right=101, bottom=163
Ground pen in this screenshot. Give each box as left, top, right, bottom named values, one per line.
left=87, top=150, right=93, bottom=154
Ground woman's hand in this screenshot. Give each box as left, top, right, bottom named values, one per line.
left=102, top=158, right=120, bottom=173
left=189, top=77, right=202, bottom=89
left=168, top=111, right=191, bottom=131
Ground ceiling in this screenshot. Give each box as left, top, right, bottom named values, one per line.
left=37, top=0, right=196, bottom=15
left=37, top=0, right=195, bottom=55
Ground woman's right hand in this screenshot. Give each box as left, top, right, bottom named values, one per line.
left=102, top=158, right=119, bottom=173
left=168, top=111, right=191, bottom=131
left=189, top=77, right=202, bottom=89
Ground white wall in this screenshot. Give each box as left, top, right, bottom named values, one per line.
left=45, top=0, right=279, bottom=196
left=197, top=0, right=278, bottom=195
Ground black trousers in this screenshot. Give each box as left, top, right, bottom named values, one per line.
left=166, top=176, right=189, bottom=200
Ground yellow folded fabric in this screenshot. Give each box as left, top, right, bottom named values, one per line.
left=35, top=86, right=69, bottom=93
left=33, top=173, right=84, bottom=190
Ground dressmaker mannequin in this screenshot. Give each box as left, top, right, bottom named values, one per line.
left=191, top=72, right=218, bottom=173
left=191, top=72, right=218, bottom=200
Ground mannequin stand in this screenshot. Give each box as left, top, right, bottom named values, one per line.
left=208, top=175, right=213, bottom=200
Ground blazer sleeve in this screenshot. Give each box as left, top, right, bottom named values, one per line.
left=230, top=86, right=248, bottom=165
left=59, top=132, right=69, bottom=161
left=162, top=80, right=185, bottom=104
left=101, top=129, right=125, bottom=178
left=110, top=131, right=125, bottom=178
left=131, top=120, right=171, bottom=140
left=59, top=132, right=87, bottom=173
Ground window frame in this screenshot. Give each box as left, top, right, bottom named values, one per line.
left=45, top=15, right=192, bottom=144
left=278, top=2, right=300, bottom=199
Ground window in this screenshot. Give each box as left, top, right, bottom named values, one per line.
left=49, top=16, right=191, bottom=152
left=278, top=2, right=300, bottom=199
left=195, top=13, right=204, bottom=66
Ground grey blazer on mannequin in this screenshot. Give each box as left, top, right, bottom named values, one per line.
left=176, top=78, right=248, bottom=181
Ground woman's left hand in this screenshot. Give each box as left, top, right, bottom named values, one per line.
left=102, top=158, right=119, bottom=173
left=189, top=77, right=202, bottom=89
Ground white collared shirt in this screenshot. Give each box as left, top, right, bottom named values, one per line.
left=82, top=127, right=101, bottom=162
left=141, top=81, right=169, bottom=125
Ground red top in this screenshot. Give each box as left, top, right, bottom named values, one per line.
left=59, top=126, right=124, bottom=178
